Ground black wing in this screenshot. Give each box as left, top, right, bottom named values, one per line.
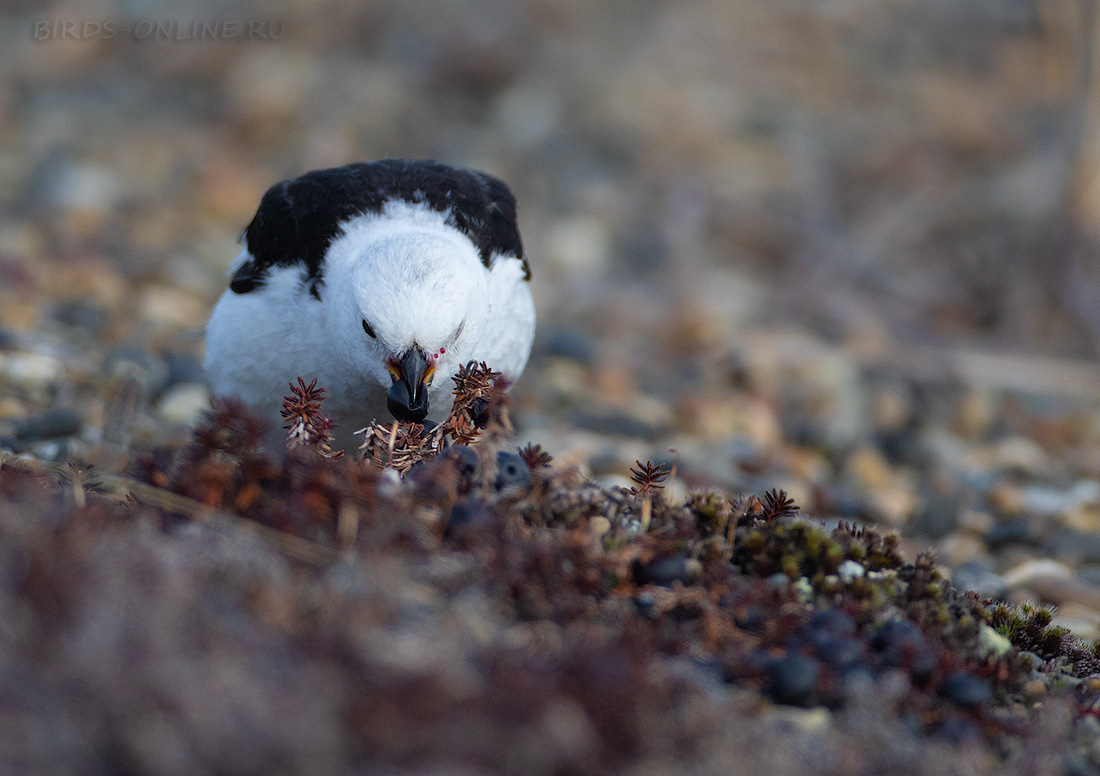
left=232, top=159, right=528, bottom=298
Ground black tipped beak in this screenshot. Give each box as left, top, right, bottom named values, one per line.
left=386, top=347, right=432, bottom=422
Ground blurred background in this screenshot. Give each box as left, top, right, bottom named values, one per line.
left=7, top=0, right=1100, bottom=626
left=6, top=0, right=1100, bottom=352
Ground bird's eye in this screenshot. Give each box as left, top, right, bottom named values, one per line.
left=362, top=319, right=377, bottom=339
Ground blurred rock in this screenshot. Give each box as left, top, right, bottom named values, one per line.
left=844, top=446, right=894, bottom=492
left=544, top=215, right=611, bottom=279
left=139, top=286, right=207, bottom=329
left=31, top=158, right=121, bottom=216
left=1004, top=559, right=1100, bottom=610
left=766, top=653, right=819, bottom=707
left=632, top=556, right=702, bottom=588
left=1049, top=531, right=1100, bottom=566
left=937, top=534, right=991, bottom=568
left=105, top=346, right=167, bottom=393
left=13, top=408, right=82, bottom=441
left=975, top=625, right=1012, bottom=659
left=156, top=383, right=210, bottom=426
left=989, top=436, right=1050, bottom=476
left=987, top=483, right=1027, bottom=517
left=909, top=487, right=963, bottom=539
left=950, top=561, right=1005, bottom=598
left=866, top=482, right=918, bottom=527
left=0, top=352, right=63, bottom=386
left=163, top=353, right=209, bottom=392
left=985, top=517, right=1034, bottom=547
left=940, top=672, right=992, bottom=708
left=951, top=389, right=996, bottom=439
left=534, top=324, right=597, bottom=367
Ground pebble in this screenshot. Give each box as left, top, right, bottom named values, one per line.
left=0, top=352, right=63, bottom=386
left=872, top=619, right=936, bottom=677
left=0, top=328, right=17, bottom=350
left=51, top=299, right=108, bottom=332
left=494, top=451, right=532, bottom=492
left=1049, top=531, right=1100, bottom=565
left=442, top=445, right=478, bottom=479
left=588, top=516, right=611, bottom=538
left=908, top=488, right=963, bottom=539
left=534, top=324, right=597, bottom=367
left=0, top=398, right=26, bottom=420
left=760, top=706, right=832, bottom=733
left=940, top=672, right=993, bottom=708
left=1003, top=558, right=1074, bottom=587
left=679, top=394, right=776, bottom=444
left=104, top=345, right=167, bottom=391
left=936, top=534, right=991, bottom=568
left=1022, top=679, right=1046, bottom=704
left=543, top=215, right=611, bottom=278
left=13, top=408, right=82, bottom=441
left=950, top=561, right=1005, bottom=598
left=866, top=482, right=918, bottom=527
left=938, top=717, right=983, bottom=745
left=869, top=387, right=911, bottom=431
left=808, top=609, right=857, bottom=636
left=156, top=383, right=210, bottom=426
left=1023, top=481, right=1099, bottom=517
left=988, top=482, right=1027, bottom=516
left=837, top=560, right=865, bottom=582
left=1062, top=504, right=1100, bottom=534
left=1004, top=559, right=1100, bottom=610
left=163, top=353, right=208, bottom=392
left=975, top=624, right=1012, bottom=659
left=34, top=159, right=122, bottom=214
left=445, top=499, right=493, bottom=539
left=815, top=636, right=864, bottom=669
left=951, top=388, right=996, bottom=438
left=957, top=508, right=994, bottom=535
left=766, top=653, right=819, bottom=707
left=985, top=517, right=1033, bottom=547
left=632, top=556, right=702, bottom=588
left=990, top=436, right=1050, bottom=476
left=567, top=407, right=664, bottom=442
left=1051, top=604, right=1100, bottom=641
left=844, top=446, right=894, bottom=491
left=138, top=285, right=208, bottom=329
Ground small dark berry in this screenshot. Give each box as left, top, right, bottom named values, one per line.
left=767, top=653, right=819, bottom=706
left=494, top=451, right=531, bottom=491
left=445, top=499, right=492, bottom=538
left=809, top=610, right=856, bottom=637
left=632, top=555, right=700, bottom=588
left=443, top=445, right=478, bottom=478
left=941, top=672, right=993, bottom=708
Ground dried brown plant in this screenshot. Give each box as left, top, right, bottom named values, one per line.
left=761, top=488, right=799, bottom=521
left=281, top=378, right=343, bottom=459
left=628, top=460, right=670, bottom=497
left=357, top=360, right=510, bottom=472
left=519, top=443, right=553, bottom=469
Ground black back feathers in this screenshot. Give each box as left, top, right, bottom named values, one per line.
left=233, top=159, right=528, bottom=296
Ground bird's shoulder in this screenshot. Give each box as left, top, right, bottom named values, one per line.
left=230, top=159, right=529, bottom=299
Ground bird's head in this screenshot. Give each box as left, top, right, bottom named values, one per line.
left=325, top=203, right=488, bottom=423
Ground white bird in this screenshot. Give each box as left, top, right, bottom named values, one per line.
left=204, top=159, right=535, bottom=445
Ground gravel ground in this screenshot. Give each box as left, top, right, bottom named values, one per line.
left=6, top=1, right=1100, bottom=773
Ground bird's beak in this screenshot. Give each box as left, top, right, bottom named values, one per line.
left=386, top=346, right=434, bottom=422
